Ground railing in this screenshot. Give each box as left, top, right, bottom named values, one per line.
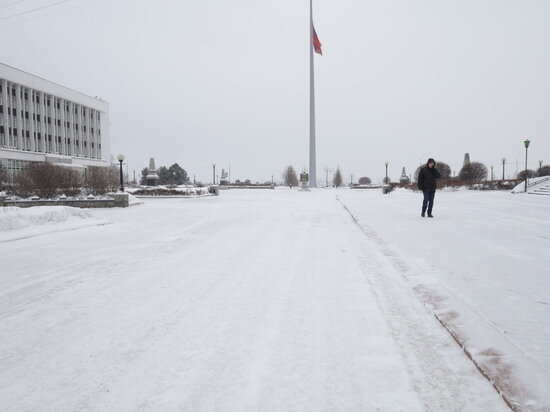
left=527, top=176, right=550, bottom=188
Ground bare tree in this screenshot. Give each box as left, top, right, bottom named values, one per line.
left=85, top=165, right=119, bottom=195
left=459, top=161, right=488, bottom=182
left=333, top=167, right=343, bottom=187
left=358, top=176, right=371, bottom=185
left=282, top=166, right=299, bottom=187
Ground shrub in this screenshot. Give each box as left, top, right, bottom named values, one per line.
left=85, top=165, right=119, bottom=195
left=9, top=162, right=63, bottom=198
left=358, top=176, right=371, bottom=185
left=58, top=168, right=83, bottom=197
left=0, top=162, right=6, bottom=188
left=536, top=165, right=550, bottom=177
left=517, top=169, right=536, bottom=181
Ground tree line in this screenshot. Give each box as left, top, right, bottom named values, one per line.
left=140, top=163, right=189, bottom=185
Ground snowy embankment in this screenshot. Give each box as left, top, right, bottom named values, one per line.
left=338, top=188, right=550, bottom=410
left=0, top=206, right=109, bottom=242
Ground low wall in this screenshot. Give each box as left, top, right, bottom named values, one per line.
left=220, top=185, right=275, bottom=190
left=0, top=193, right=129, bottom=208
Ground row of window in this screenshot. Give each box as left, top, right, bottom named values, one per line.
left=0, top=83, right=101, bottom=121
left=1, top=79, right=103, bottom=159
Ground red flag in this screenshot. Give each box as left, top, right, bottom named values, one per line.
left=312, top=26, right=323, bottom=55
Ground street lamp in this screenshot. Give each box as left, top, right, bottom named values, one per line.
left=501, top=158, right=506, bottom=180
left=524, top=139, right=531, bottom=193
left=539, top=160, right=543, bottom=173
left=384, top=162, right=389, bottom=183
left=212, top=163, right=216, bottom=185
left=490, top=166, right=494, bottom=181
left=117, top=154, right=125, bottom=192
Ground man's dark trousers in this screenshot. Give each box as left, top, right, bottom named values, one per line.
left=422, top=191, right=435, bottom=215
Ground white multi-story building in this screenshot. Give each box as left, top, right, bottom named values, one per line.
left=0, top=62, right=110, bottom=179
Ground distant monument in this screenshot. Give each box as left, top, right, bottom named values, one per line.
left=399, top=167, right=410, bottom=184
left=220, top=169, right=229, bottom=185
left=463, top=153, right=471, bottom=167
left=299, top=170, right=310, bottom=191
left=146, top=158, right=160, bottom=186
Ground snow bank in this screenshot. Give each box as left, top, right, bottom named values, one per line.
left=0, top=206, right=109, bottom=242
left=127, top=193, right=144, bottom=206
left=0, top=206, right=94, bottom=232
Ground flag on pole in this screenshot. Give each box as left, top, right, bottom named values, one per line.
left=312, top=26, right=323, bottom=55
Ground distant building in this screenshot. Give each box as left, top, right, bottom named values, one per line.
left=0, top=62, right=110, bottom=181
left=463, top=153, right=471, bottom=168
left=399, top=167, right=410, bottom=184
left=146, top=158, right=160, bottom=186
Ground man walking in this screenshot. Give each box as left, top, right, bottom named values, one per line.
left=418, top=158, right=441, bottom=218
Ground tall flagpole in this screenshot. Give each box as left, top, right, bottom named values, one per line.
left=309, top=0, right=317, bottom=187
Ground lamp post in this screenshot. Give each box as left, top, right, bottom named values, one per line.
left=501, top=158, right=506, bottom=180
left=539, top=160, right=543, bottom=173
left=524, top=139, right=531, bottom=193
left=117, top=154, right=125, bottom=192
left=384, top=162, right=389, bottom=183
left=490, top=166, right=494, bottom=181
left=212, top=163, right=216, bottom=185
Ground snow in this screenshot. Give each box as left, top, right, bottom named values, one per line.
left=127, top=192, right=144, bottom=206
left=338, top=188, right=550, bottom=410
left=0, top=190, right=525, bottom=410
left=511, top=176, right=550, bottom=193
left=0, top=206, right=108, bottom=243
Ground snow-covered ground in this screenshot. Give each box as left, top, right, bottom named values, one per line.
left=338, top=188, right=550, bottom=410
left=0, top=206, right=109, bottom=243
left=1, top=189, right=540, bottom=410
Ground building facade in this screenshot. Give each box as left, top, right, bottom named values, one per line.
left=0, top=62, right=110, bottom=179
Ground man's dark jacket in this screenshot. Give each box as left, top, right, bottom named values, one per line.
left=418, top=158, right=441, bottom=193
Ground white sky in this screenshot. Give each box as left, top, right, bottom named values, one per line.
left=1, top=0, right=549, bottom=183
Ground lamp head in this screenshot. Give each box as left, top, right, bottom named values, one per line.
left=524, top=139, right=531, bottom=148
left=117, top=154, right=124, bottom=162
left=384, top=162, right=389, bottom=166
left=502, top=158, right=506, bottom=163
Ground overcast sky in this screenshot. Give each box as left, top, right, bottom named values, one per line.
left=1, top=0, right=549, bottom=183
